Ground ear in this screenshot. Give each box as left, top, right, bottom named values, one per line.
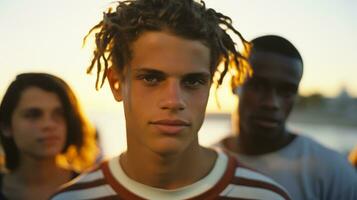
left=107, top=67, right=123, bottom=102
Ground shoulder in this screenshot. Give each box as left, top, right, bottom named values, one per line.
left=0, top=173, right=5, bottom=199
left=219, top=151, right=292, bottom=200
left=294, top=135, right=357, bottom=184
left=0, top=173, right=8, bottom=200
left=296, top=135, right=354, bottom=169
left=50, top=160, right=116, bottom=200
left=0, top=173, right=3, bottom=187
left=0, top=173, right=5, bottom=192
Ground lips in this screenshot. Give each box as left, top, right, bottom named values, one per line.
left=149, top=119, right=190, bottom=134
left=38, top=135, right=61, bottom=145
left=252, top=116, right=280, bottom=129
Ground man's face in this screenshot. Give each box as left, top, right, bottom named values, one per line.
left=238, top=49, right=303, bottom=139
left=108, top=31, right=211, bottom=156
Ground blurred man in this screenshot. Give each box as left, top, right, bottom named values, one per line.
left=217, top=35, right=357, bottom=200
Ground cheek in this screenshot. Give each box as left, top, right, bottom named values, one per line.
left=59, top=122, right=68, bottom=138
left=239, top=93, right=258, bottom=111
left=282, top=99, right=295, bottom=116
left=190, top=90, right=209, bottom=110
left=122, top=89, right=152, bottom=126
left=188, top=91, right=209, bottom=129
left=122, top=81, right=150, bottom=111
left=11, top=126, right=34, bottom=149
left=11, top=119, right=36, bottom=137
left=188, top=92, right=208, bottom=130
left=124, top=88, right=149, bottom=114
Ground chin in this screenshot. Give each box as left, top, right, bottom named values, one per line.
left=150, top=139, right=188, bottom=156
left=151, top=147, right=182, bottom=157
left=253, top=126, right=282, bottom=140
left=42, top=148, right=63, bottom=157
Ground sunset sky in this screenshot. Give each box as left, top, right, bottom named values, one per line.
left=1, top=0, right=356, bottom=113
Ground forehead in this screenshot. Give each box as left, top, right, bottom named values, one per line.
left=16, top=87, right=62, bottom=110
left=128, top=31, right=210, bottom=74
left=248, top=50, right=303, bottom=85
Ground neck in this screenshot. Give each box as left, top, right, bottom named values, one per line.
left=120, top=143, right=217, bottom=189
left=13, top=155, right=68, bottom=184
left=3, top=156, right=73, bottom=200
left=235, top=128, right=296, bottom=155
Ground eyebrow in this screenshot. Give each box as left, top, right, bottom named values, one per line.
left=20, top=107, right=41, bottom=113
left=133, top=68, right=211, bottom=78
left=183, top=72, right=211, bottom=80
left=134, top=68, right=166, bottom=76
left=20, top=106, right=64, bottom=114
left=251, top=76, right=298, bottom=87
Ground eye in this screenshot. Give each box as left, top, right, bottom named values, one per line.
left=279, top=86, right=297, bottom=98
left=144, top=75, right=159, bottom=85
left=182, top=74, right=209, bottom=89
left=183, top=78, right=204, bottom=88
left=53, top=108, right=65, bottom=121
left=137, top=73, right=164, bottom=86
left=23, top=109, right=42, bottom=119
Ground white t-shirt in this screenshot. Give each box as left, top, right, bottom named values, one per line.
left=217, top=134, right=357, bottom=200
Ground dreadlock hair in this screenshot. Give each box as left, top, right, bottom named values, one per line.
left=0, top=73, right=98, bottom=172
left=84, top=0, right=251, bottom=91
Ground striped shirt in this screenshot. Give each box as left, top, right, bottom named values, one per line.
left=52, top=151, right=291, bottom=200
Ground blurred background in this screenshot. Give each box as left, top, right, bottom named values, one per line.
left=1, top=0, right=356, bottom=158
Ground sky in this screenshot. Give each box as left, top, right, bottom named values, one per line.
left=1, top=0, right=357, bottom=114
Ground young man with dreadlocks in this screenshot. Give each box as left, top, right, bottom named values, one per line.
left=52, top=0, right=291, bottom=199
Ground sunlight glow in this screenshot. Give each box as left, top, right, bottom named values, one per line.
left=1, top=0, right=357, bottom=114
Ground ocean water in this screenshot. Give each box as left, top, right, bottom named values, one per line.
left=89, top=111, right=357, bottom=158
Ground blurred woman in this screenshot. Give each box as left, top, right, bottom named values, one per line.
left=0, top=73, right=98, bottom=200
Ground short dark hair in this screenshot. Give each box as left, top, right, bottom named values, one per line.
left=250, top=35, right=303, bottom=65
left=231, top=35, right=303, bottom=92
left=84, top=0, right=251, bottom=90
left=0, top=73, right=98, bottom=171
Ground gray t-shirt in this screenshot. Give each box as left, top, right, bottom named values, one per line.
left=216, top=134, right=357, bottom=200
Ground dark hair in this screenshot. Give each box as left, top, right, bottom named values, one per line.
left=251, top=35, right=303, bottom=65
left=84, top=0, right=251, bottom=91
left=0, top=73, right=97, bottom=171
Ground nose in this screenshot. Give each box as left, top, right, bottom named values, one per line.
left=158, top=80, right=186, bottom=111
left=261, top=88, right=280, bottom=110
left=41, top=114, right=58, bottom=131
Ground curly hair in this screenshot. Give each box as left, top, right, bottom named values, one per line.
left=0, top=73, right=98, bottom=172
left=84, top=0, right=251, bottom=91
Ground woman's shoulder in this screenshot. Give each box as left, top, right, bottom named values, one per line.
left=0, top=172, right=4, bottom=187
left=0, top=173, right=8, bottom=199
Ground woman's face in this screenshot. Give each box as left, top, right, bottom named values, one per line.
left=7, top=86, right=67, bottom=160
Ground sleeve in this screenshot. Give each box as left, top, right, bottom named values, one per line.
left=322, top=153, right=357, bottom=200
